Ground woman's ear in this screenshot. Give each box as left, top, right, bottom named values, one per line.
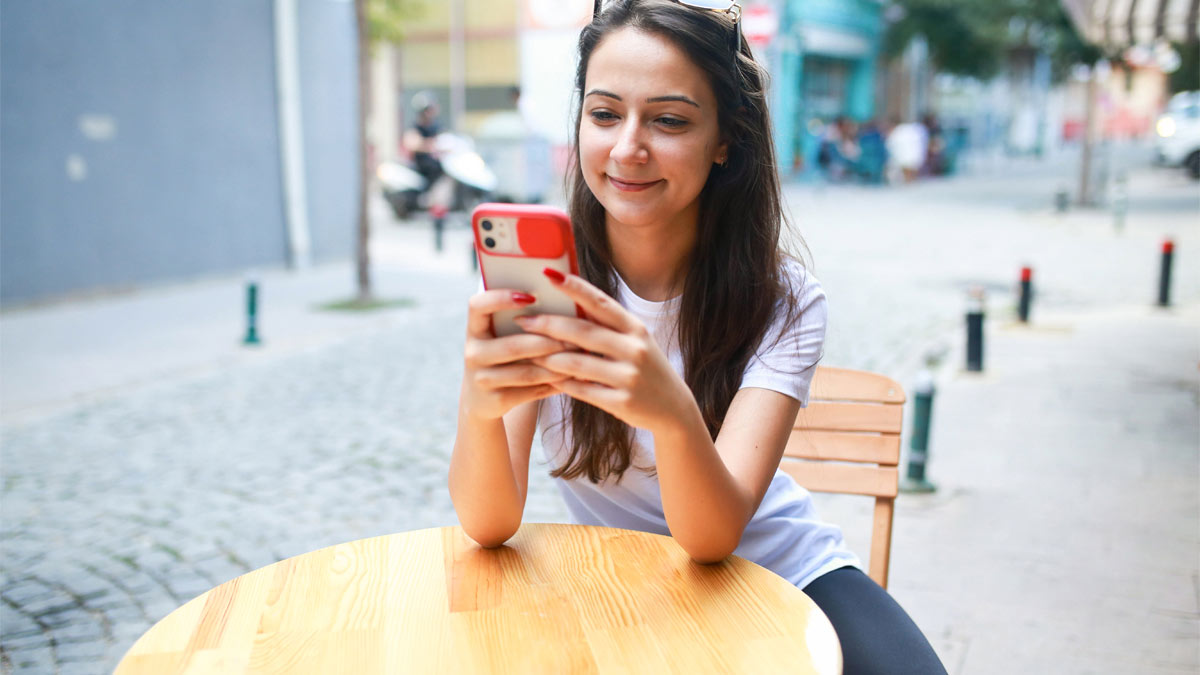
left=714, top=140, right=730, bottom=167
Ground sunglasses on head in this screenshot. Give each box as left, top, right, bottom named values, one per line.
left=592, top=0, right=744, bottom=55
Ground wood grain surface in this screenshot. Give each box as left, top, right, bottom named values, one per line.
left=115, top=524, right=842, bottom=674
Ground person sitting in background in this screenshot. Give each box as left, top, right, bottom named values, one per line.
left=816, top=115, right=863, bottom=182
left=921, top=112, right=948, bottom=177
left=856, top=119, right=888, bottom=184
left=885, top=115, right=928, bottom=183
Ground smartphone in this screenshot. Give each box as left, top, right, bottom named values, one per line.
left=472, top=203, right=582, bottom=337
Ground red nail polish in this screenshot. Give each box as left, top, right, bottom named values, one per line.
left=513, top=292, right=536, bottom=305
left=543, top=267, right=566, bottom=284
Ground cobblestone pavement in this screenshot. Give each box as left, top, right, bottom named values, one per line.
left=2, top=146, right=1197, bottom=673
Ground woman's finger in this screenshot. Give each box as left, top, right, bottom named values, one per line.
left=550, top=379, right=627, bottom=417
left=465, top=333, right=567, bottom=368
left=543, top=270, right=641, bottom=333
left=496, top=384, right=559, bottom=411
left=466, top=289, right=539, bottom=337
left=474, top=364, right=568, bottom=390
left=532, top=352, right=635, bottom=390
left=513, top=314, right=634, bottom=359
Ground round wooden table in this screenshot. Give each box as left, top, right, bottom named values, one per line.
left=115, top=524, right=842, bottom=673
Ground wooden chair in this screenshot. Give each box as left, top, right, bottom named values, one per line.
left=780, top=366, right=905, bottom=589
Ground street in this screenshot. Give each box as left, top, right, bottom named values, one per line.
left=1, top=144, right=1197, bottom=673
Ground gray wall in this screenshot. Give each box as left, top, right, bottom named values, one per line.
left=0, top=0, right=358, bottom=304
left=297, top=0, right=359, bottom=265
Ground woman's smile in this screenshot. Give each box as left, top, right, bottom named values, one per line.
left=608, top=176, right=664, bottom=192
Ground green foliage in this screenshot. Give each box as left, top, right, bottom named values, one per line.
left=884, top=0, right=1101, bottom=81
left=367, top=0, right=423, bottom=46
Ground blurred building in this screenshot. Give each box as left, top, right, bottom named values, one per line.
left=1, top=1, right=359, bottom=305
left=771, top=0, right=886, bottom=176
left=368, top=0, right=522, bottom=162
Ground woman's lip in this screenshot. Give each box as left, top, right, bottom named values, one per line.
left=608, top=176, right=663, bottom=192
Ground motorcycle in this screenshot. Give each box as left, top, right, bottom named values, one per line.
left=377, top=133, right=498, bottom=220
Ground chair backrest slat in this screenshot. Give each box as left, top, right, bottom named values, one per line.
left=784, top=430, right=901, bottom=465
left=810, top=367, right=905, bottom=403
left=795, top=401, right=902, bottom=434
left=783, top=367, right=906, bottom=590
left=778, top=462, right=899, bottom=499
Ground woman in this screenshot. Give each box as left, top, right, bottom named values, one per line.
left=449, top=1, right=946, bottom=671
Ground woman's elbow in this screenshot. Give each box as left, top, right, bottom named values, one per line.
left=680, top=534, right=741, bottom=565
left=465, top=528, right=517, bottom=549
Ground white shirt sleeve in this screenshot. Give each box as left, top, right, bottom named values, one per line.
left=738, top=265, right=828, bottom=407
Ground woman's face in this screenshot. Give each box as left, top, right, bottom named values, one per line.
left=579, top=27, right=727, bottom=231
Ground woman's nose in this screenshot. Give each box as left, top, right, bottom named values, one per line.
left=610, top=121, right=649, bottom=165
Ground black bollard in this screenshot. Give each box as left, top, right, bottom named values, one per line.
left=966, top=287, right=985, bottom=372
left=1054, top=188, right=1069, bottom=213
left=1158, top=240, right=1174, bottom=307
left=243, top=282, right=261, bottom=345
left=901, top=366, right=937, bottom=493
left=1018, top=266, right=1033, bottom=323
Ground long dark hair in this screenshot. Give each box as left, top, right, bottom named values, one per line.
left=552, top=0, right=801, bottom=483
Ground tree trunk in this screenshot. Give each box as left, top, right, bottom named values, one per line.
left=355, top=0, right=373, bottom=302
left=1077, top=71, right=1097, bottom=207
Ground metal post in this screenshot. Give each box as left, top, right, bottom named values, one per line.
left=431, top=204, right=448, bottom=253
left=1078, top=69, right=1097, bottom=206
left=1018, top=267, right=1033, bottom=323
left=449, top=0, right=466, bottom=131
left=1054, top=188, right=1070, bottom=213
left=901, top=365, right=937, bottom=493
left=966, top=286, right=985, bottom=372
left=243, top=282, right=262, bottom=345
left=1113, top=170, right=1128, bottom=233
left=1158, top=240, right=1175, bottom=307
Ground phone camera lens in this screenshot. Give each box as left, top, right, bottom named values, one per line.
left=484, top=237, right=496, bottom=248
left=481, top=220, right=493, bottom=231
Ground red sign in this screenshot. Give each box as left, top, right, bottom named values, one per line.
left=742, top=5, right=779, bottom=48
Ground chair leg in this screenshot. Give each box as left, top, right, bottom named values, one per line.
left=869, top=497, right=895, bottom=590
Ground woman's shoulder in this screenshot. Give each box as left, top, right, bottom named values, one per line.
left=778, top=256, right=826, bottom=310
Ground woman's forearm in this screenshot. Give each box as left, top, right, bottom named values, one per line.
left=448, top=397, right=525, bottom=547
left=651, top=405, right=755, bottom=564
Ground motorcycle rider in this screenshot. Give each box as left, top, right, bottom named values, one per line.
left=403, top=92, right=454, bottom=250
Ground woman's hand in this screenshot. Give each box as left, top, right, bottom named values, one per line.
left=514, top=270, right=696, bottom=435
left=461, top=289, right=569, bottom=421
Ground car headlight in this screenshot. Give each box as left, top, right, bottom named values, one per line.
left=1157, top=116, right=1176, bottom=138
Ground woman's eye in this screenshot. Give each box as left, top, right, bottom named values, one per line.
left=657, top=117, right=688, bottom=129
left=589, top=110, right=618, bottom=123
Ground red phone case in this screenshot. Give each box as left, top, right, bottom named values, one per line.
left=471, top=203, right=583, bottom=336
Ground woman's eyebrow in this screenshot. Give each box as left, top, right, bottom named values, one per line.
left=585, top=89, right=701, bottom=109
left=646, top=95, right=700, bottom=108
left=586, top=89, right=622, bottom=101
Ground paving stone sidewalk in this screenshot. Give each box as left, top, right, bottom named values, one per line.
left=2, top=147, right=1197, bottom=673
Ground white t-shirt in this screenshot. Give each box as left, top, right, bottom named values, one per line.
left=537, top=260, right=862, bottom=589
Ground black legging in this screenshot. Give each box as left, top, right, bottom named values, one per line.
left=802, top=566, right=948, bottom=674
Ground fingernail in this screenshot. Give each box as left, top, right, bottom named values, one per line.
left=513, top=292, right=536, bottom=305
left=543, top=267, right=566, bottom=284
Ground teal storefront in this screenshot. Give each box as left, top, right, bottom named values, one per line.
left=770, top=0, right=885, bottom=178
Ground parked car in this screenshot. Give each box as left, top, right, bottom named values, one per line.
left=1155, top=90, right=1200, bottom=179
